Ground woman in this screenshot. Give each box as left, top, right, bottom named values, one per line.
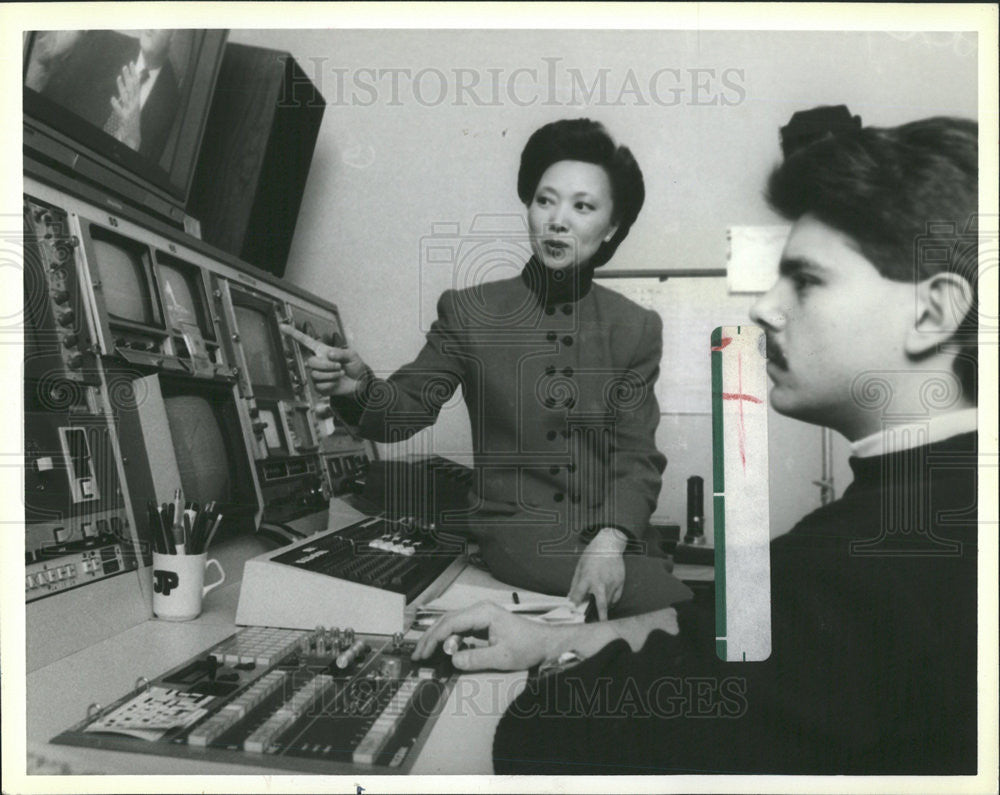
left=308, top=119, right=688, bottom=619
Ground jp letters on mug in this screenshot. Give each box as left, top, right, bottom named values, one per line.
left=153, top=569, right=180, bottom=596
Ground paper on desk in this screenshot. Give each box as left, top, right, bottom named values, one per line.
left=84, top=686, right=212, bottom=742
left=418, top=584, right=585, bottom=626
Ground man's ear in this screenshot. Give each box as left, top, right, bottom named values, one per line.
left=904, top=272, right=974, bottom=357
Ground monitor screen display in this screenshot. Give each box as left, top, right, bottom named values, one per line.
left=89, top=233, right=156, bottom=325
left=234, top=305, right=286, bottom=389
left=159, top=262, right=199, bottom=327
left=23, top=29, right=228, bottom=204
left=163, top=394, right=232, bottom=506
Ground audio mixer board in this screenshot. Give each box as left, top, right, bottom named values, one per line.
left=51, top=625, right=458, bottom=773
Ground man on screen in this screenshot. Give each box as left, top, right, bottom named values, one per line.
left=35, top=29, right=180, bottom=162
left=413, top=108, right=979, bottom=774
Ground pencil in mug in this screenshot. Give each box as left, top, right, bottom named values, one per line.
left=202, top=513, right=224, bottom=553
left=146, top=501, right=163, bottom=554
left=160, top=503, right=172, bottom=555
left=190, top=509, right=215, bottom=554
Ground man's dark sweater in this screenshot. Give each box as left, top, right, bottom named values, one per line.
left=493, top=433, right=978, bottom=774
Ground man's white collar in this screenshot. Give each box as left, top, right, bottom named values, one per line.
left=850, top=408, right=978, bottom=458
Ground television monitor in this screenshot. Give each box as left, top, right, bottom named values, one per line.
left=160, top=378, right=256, bottom=516
left=87, top=226, right=162, bottom=327
left=23, top=29, right=228, bottom=217
left=233, top=303, right=290, bottom=392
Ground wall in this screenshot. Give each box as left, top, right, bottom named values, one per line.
left=227, top=29, right=977, bottom=535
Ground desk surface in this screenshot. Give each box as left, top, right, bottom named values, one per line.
left=26, top=530, right=713, bottom=777
left=26, top=534, right=525, bottom=776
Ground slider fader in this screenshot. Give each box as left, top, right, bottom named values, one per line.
left=52, top=625, right=458, bottom=773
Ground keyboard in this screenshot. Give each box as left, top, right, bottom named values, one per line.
left=52, top=624, right=458, bottom=773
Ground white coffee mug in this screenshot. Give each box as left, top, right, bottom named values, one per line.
left=152, top=551, right=226, bottom=621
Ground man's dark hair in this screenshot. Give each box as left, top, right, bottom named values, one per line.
left=518, top=118, right=645, bottom=268
left=767, top=114, right=978, bottom=401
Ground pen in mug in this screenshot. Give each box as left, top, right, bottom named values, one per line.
left=203, top=513, right=224, bottom=553
left=191, top=509, right=215, bottom=554
left=160, top=503, right=176, bottom=554
left=146, top=501, right=163, bottom=554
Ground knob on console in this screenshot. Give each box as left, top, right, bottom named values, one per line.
left=56, top=309, right=75, bottom=327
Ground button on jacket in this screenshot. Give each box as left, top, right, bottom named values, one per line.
left=337, top=258, right=681, bottom=607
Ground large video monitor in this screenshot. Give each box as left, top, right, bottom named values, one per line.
left=159, top=376, right=258, bottom=533
left=23, top=29, right=228, bottom=215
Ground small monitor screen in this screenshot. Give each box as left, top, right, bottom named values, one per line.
left=159, top=263, right=199, bottom=327
left=234, top=305, right=286, bottom=388
left=163, top=394, right=231, bottom=506
left=90, top=232, right=155, bottom=325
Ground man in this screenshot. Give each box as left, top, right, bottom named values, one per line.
left=413, top=110, right=979, bottom=774
left=39, top=29, right=180, bottom=162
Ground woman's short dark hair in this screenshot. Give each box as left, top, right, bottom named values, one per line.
left=767, top=114, right=978, bottom=402
left=518, top=118, right=645, bottom=267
